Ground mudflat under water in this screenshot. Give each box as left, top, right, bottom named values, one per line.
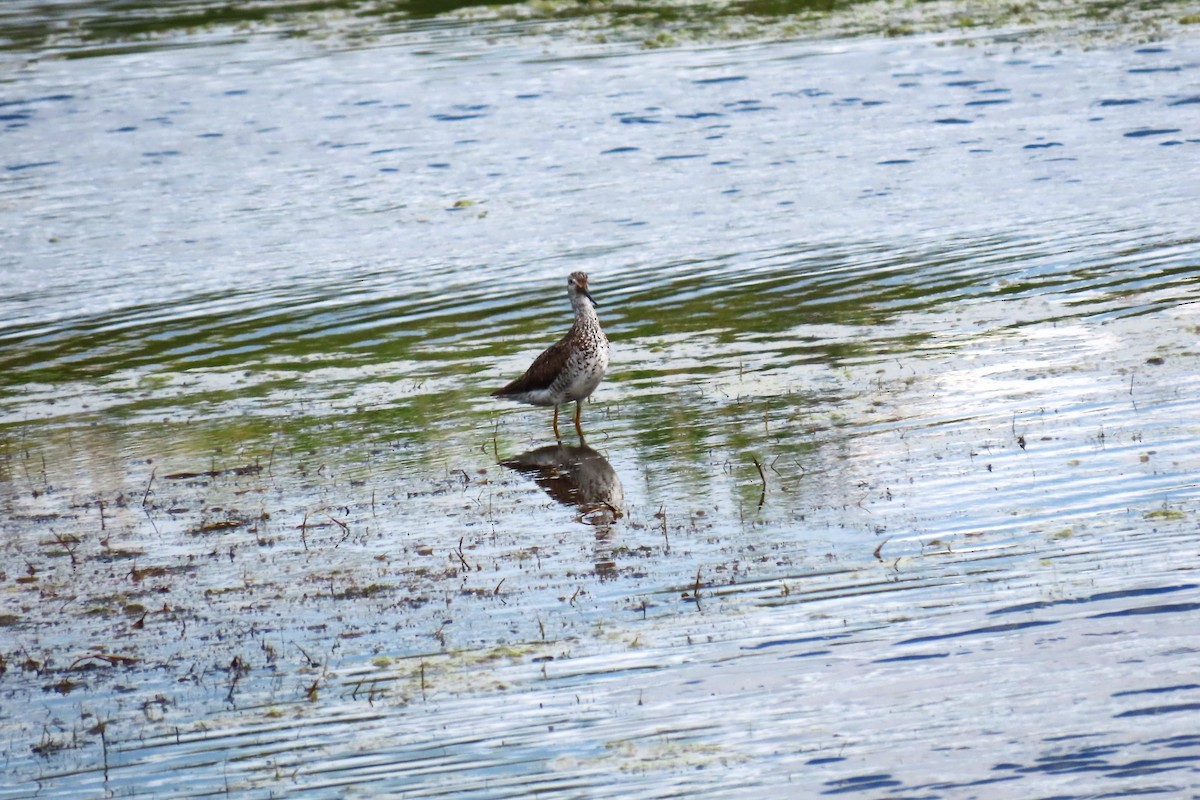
left=2, top=4, right=1200, bottom=798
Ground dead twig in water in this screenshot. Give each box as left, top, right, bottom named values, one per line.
left=873, top=538, right=890, bottom=561
left=1011, top=412, right=1027, bottom=451
left=295, top=643, right=320, bottom=668
left=141, top=468, right=156, bottom=507
left=142, top=506, right=159, bottom=535
left=50, top=529, right=80, bottom=569
left=656, top=505, right=669, bottom=553
left=453, top=537, right=471, bottom=571
left=225, top=656, right=248, bottom=704
left=752, top=458, right=767, bottom=509
left=326, top=513, right=350, bottom=545
left=94, top=719, right=109, bottom=783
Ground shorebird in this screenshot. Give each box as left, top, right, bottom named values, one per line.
left=492, top=271, right=610, bottom=441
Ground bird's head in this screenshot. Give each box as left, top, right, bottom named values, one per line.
left=567, top=271, right=597, bottom=307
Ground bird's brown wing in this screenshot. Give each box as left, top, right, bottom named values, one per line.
left=492, top=331, right=573, bottom=396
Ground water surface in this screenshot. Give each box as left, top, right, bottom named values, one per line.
left=2, top=6, right=1200, bottom=799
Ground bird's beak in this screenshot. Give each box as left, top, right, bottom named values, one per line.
left=583, top=288, right=598, bottom=308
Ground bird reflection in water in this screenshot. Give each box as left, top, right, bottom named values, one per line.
left=499, top=444, right=624, bottom=577
left=500, top=444, right=623, bottom=523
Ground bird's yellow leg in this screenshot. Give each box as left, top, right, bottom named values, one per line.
left=574, top=400, right=585, bottom=443
left=552, top=404, right=561, bottom=442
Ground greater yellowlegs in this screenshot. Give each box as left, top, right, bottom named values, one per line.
left=492, top=271, right=610, bottom=441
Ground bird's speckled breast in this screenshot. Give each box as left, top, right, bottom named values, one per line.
left=555, top=328, right=609, bottom=402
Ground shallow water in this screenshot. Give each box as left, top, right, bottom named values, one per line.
left=2, top=6, right=1200, bottom=799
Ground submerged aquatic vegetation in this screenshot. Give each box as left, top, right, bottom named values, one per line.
left=3, top=0, right=1198, bottom=57
left=453, top=0, right=1200, bottom=47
